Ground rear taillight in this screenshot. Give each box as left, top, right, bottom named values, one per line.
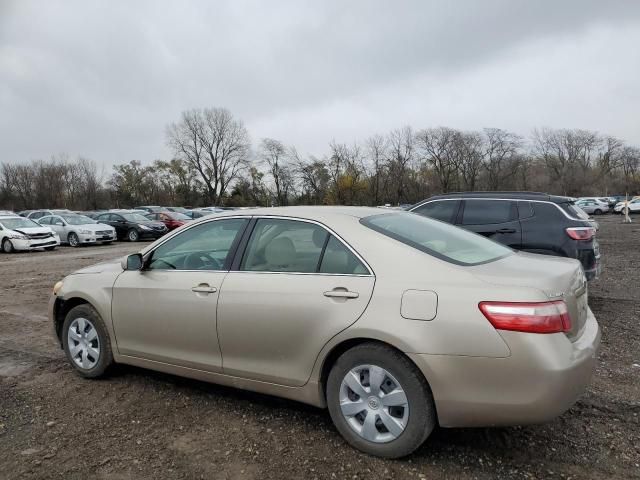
left=566, top=227, right=595, bottom=241
left=478, top=301, right=572, bottom=334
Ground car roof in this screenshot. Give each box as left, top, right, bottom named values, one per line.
left=416, top=191, right=574, bottom=204
left=193, top=205, right=389, bottom=221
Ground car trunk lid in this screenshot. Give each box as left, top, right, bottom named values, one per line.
left=468, top=251, right=588, bottom=341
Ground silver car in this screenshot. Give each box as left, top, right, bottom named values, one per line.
left=39, top=214, right=116, bottom=247
left=49, top=207, right=600, bottom=457
left=575, top=199, right=609, bottom=215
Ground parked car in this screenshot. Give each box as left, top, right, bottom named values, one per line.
left=26, top=209, right=74, bottom=220
left=49, top=206, right=600, bottom=458
left=95, top=211, right=167, bottom=241
left=575, top=199, right=609, bottom=215
left=409, top=192, right=601, bottom=280
left=184, top=209, right=213, bottom=219
left=0, top=215, right=60, bottom=252
left=38, top=214, right=116, bottom=247
left=145, top=210, right=192, bottom=231
left=614, top=197, right=640, bottom=214
left=134, top=205, right=164, bottom=213
left=165, top=207, right=190, bottom=214
left=17, top=210, right=36, bottom=217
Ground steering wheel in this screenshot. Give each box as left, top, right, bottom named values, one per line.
left=183, top=252, right=222, bottom=270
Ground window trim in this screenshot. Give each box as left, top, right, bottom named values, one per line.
left=410, top=197, right=585, bottom=221
left=141, top=215, right=251, bottom=273
left=232, top=215, right=374, bottom=277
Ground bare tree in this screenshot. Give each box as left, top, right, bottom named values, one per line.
left=167, top=107, right=250, bottom=205
left=482, top=128, right=523, bottom=190
left=259, top=138, right=294, bottom=206
left=415, top=127, right=459, bottom=193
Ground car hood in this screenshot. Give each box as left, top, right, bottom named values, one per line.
left=70, top=258, right=124, bottom=275
left=12, top=226, right=54, bottom=236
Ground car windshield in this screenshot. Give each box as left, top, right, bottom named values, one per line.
left=1, top=217, right=42, bottom=229
left=360, top=212, right=513, bottom=266
left=61, top=215, right=95, bottom=225
left=123, top=213, right=151, bottom=222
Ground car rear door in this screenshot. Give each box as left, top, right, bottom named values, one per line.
left=216, top=217, right=375, bottom=387
left=457, top=199, right=521, bottom=249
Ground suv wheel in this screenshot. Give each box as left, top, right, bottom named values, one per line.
left=127, top=229, right=140, bottom=242
left=327, top=343, right=436, bottom=458
left=62, top=304, right=113, bottom=378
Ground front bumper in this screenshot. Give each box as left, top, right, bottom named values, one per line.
left=11, top=236, right=60, bottom=250
left=409, top=307, right=601, bottom=428
left=76, top=231, right=115, bottom=244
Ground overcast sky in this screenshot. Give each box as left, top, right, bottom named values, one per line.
left=1, top=0, right=640, bottom=169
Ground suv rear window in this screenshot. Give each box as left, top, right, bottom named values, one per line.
left=461, top=200, right=515, bottom=225
left=361, top=212, right=512, bottom=266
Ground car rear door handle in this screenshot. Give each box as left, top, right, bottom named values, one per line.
left=191, top=284, right=217, bottom=294
left=324, top=289, right=359, bottom=299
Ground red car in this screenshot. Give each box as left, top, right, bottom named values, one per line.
left=145, top=211, right=191, bottom=231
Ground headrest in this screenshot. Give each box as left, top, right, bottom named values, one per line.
left=265, top=236, right=296, bottom=268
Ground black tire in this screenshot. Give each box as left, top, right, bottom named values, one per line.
left=2, top=238, right=14, bottom=253
left=593, top=209, right=602, bottom=215
left=61, top=304, right=114, bottom=378
left=326, top=343, right=437, bottom=458
left=127, top=229, right=140, bottom=242
left=44, top=246, right=56, bottom=251
left=68, top=232, right=80, bottom=247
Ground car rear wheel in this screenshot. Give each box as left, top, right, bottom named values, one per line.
left=127, top=229, right=139, bottom=242
left=594, top=209, right=602, bottom=215
left=62, top=304, right=113, bottom=378
left=327, top=343, right=436, bottom=458
left=68, top=232, right=80, bottom=247
left=2, top=238, right=14, bottom=253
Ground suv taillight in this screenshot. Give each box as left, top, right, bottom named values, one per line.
left=478, top=301, right=572, bottom=334
left=566, top=227, right=595, bottom=241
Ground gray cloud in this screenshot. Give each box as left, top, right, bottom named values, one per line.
left=1, top=0, right=639, bottom=167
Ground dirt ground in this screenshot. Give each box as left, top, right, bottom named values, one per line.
left=1, top=215, right=639, bottom=480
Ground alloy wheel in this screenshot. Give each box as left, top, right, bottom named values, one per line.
left=68, top=233, right=79, bottom=247
left=2, top=238, right=14, bottom=253
left=339, top=364, right=409, bottom=443
left=67, top=317, right=100, bottom=370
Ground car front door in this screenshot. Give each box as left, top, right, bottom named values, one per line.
left=111, top=217, right=249, bottom=372
left=457, top=199, right=522, bottom=249
left=46, top=216, right=67, bottom=239
left=217, top=217, right=375, bottom=387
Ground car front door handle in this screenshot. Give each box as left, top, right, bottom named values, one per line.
left=496, top=228, right=516, bottom=234
left=191, top=284, right=217, bottom=294
left=324, top=289, right=359, bottom=299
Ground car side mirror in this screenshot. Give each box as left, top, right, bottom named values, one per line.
left=122, top=253, right=143, bottom=271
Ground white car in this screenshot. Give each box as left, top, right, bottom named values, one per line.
left=38, top=214, right=116, bottom=247
left=0, top=215, right=60, bottom=253
left=614, top=198, right=640, bottom=214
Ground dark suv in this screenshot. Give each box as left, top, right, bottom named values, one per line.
left=409, top=192, right=601, bottom=280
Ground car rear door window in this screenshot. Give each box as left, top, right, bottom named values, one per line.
left=461, top=200, right=515, bottom=225
left=517, top=201, right=534, bottom=219
left=241, top=219, right=328, bottom=273
left=319, top=235, right=368, bottom=275
left=38, top=216, right=52, bottom=225
left=412, top=200, right=459, bottom=223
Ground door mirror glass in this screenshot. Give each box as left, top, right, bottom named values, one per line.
left=123, top=253, right=143, bottom=271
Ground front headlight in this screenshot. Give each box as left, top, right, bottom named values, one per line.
left=78, top=229, right=92, bottom=234
left=140, top=225, right=151, bottom=230
left=8, top=233, right=27, bottom=240
left=53, top=280, right=64, bottom=295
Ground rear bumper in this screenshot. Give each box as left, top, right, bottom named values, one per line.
left=409, top=307, right=601, bottom=428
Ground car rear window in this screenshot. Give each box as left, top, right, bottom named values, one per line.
left=461, top=200, right=515, bottom=225
left=361, top=212, right=513, bottom=266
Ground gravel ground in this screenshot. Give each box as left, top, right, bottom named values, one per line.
left=0, top=215, right=639, bottom=479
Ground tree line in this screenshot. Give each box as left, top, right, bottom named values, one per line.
left=1, top=107, right=639, bottom=211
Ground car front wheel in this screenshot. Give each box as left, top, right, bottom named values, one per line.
left=62, top=304, right=113, bottom=378
left=326, top=343, right=437, bottom=458
left=127, top=229, right=140, bottom=242
left=68, top=232, right=80, bottom=247
left=2, top=238, right=14, bottom=253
